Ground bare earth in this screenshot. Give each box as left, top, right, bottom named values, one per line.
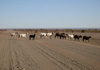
left=0, top=30, right=100, bottom=70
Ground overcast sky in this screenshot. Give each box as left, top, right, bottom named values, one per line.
left=0, top=0, right=100, bottom=29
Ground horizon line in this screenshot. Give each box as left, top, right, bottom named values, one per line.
left=0, top=27, right=100, bottom=30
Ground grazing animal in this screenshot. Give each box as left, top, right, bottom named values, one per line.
left=83, top=36, right=91, bottom=42
left=29, top=34, right=36, bottom=40
left=74, top=35, right=82, bottom=41
left=67, top=34, right=75, bottom=40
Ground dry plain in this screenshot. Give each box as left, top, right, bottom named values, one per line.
left=0, top=29, right=100, bottom=70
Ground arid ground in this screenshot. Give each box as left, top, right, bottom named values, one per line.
left=0, top=29, right=100, bottom=70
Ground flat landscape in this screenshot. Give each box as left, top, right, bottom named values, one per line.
left=0, top=29, right=100, bottom=70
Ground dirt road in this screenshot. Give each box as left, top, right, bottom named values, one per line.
left=0, top=30, right=100, bottom=70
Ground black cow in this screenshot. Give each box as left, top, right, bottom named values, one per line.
left=83, top=36, right=91, bottom=42
left=29, top=34, right=36, bottom=40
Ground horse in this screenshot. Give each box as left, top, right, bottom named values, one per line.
left=83, top=36, right=91, bottom=42
left=40, top=32, right=53, bottom=39
left=67, top=34, right=75, bottom=40
left=55, top=33, right=66, bottom=39
left=40, top=33, right=47, bottom=38
left=74, top=35, right=82, bottom=41
left=46, top=32, right=53, bottom=39
left=10, top=32, right=18, bottom=37
left=10, top=33, right=16, bottom=36
left=60, top=34, right=67, bottom=39
left=19, top=33, right=28, bottom=38
left=29, top=34, right=36, bottom=40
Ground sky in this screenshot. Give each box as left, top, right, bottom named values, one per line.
left=0, top=0, right=100, bottom=29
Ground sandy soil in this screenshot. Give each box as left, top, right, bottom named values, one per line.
left=0, top=30, right=100, bottom=70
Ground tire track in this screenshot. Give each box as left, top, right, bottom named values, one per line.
left=0, top=40, right=7, bottom=70
left=9, top=39, right=39, bottom=70
left=17, top=40, right=62, bottom=70
left=32, top=41, right=92, bottom=70
left=37, top=39, right=100, bottom=70
left=22, top=40, right=92, bottom=70
left=0, top=40, right=10, bottom=70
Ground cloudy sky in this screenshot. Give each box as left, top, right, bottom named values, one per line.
left=0, top=0, right=100, bottom=29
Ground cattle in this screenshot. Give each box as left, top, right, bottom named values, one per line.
left=55, top=33, right=66, bottom=39
left=74, top=35, right=82, bottom=41
left=29, top=34, right=36, bottom=40
left=83, top=36, right=91, bottom=42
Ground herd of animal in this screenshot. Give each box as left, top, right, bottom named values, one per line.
left=10, top=32, right=92, bottom=42
left=54, top=33, right=91, bottom=42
